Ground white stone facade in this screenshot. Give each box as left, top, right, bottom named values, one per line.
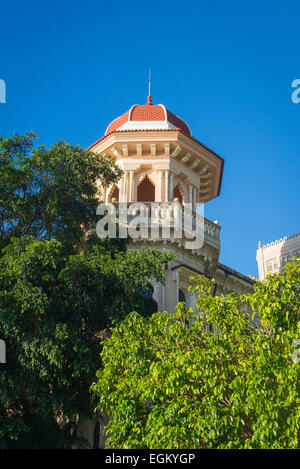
left=256, top=232, right=300, bottom=280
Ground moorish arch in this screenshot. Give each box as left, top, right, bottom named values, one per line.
left=108, top=184, right=119, bottom=202
left=137, top=174, right=155, bottom=202
left=173, top=183, right=185, bottom=204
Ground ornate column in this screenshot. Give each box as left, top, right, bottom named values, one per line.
left=193, top=186, right=197, bottom=212
left=189, top=184, right=193, bottom=207
left=105, top=185, right=111, bottom=204
left=173, top=269, right=180, bottom=304
left=164, top=170, right=169, bottom=202
left=158, top=170, right=163, bottom=202
left=170, top=172, right=174, bottom=201
left=129, top=170, right=134, bottom=202
left=123, top=164, right=140, bottom=202
left=122, top=171, right=128, bottom=202
left=117, top=180, right=122, bottom=202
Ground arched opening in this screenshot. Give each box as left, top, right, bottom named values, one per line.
left=108, top=185, right=119, bottom=202
left=137, top=175, right=155, bottom=202
left=179, top=289, right=186, bottom=303
left=173, top=184, right=184, bottom=204
left=143, top=297, right=158, bottom=315
left=139, top=283, right=158, bottom=315
left=93, top=421, right=100, bottom=449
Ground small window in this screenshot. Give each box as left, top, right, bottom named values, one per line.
left=266, top=258, right=278, bottom=273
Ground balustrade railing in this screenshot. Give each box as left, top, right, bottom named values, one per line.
left=109, top=202, right=220, bottom=243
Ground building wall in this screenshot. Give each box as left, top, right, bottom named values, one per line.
left=256, top=232, right=300, bottom=280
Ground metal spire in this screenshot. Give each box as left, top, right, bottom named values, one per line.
left=147, top=68, right=152, bottom=104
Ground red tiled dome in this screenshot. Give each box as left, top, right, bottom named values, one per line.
left=130, top=104, right=165, bottom=121
left=105, top=97, right=191, bottom=136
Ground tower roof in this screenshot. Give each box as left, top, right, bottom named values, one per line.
left=105, top=97, right=192, bottom=136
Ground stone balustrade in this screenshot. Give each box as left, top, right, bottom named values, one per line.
left=101, top=201, right=220, bottom=245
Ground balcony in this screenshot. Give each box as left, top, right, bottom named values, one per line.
left=97, top=201, right=220, bottom=248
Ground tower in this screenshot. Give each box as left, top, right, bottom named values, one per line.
left=81, top=94, right=255, bottom=448
left=88, top=95, right=225, bottom=313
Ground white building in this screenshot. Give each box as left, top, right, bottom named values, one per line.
left=256, top=232, right=300, bottom=280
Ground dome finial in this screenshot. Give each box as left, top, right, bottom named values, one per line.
left=146, top=68, right=152, bottom=105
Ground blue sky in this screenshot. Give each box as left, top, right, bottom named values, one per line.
left=0, top=0, right=299, bottom=277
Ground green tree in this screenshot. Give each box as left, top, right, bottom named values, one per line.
left=92, top=259, right=300, bottom=449
left=0, top=237, right=173, bottom=448
left=0, top=131, right=175, bottom=448
left=0, top=132, right=122, bottom=252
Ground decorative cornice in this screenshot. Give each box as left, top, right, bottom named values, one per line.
left=152, top=163, right=169, bottom=170
left=217, top=263, right=256, bottom=285
left=259, top=232, right=300, bottom=249
left=121, top=164, right=141, bottom=171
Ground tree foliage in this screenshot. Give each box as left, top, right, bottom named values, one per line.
left=92, top=259, right=300, bottom=449
left=0, top=132, right=122, bottom=251
left=0, top=131, right=176, bottom=448
left=0, top=236, right=173, bottom=448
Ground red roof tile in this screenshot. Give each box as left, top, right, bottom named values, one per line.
left=105, top=109, right=131, bottom=135
left=130, top=104, right=166, bottom=121
left=104, top=100, right=191, bottom=136
left=166, top=110, right=191, bottom=137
